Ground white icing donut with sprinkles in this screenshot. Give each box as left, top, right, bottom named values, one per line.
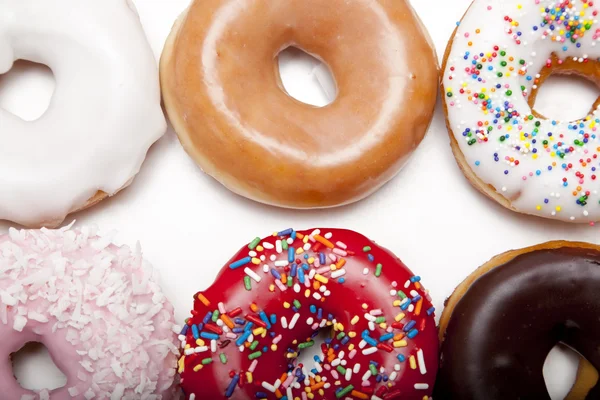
left=178, top=228, right=438, bottom=399
left=442, top=0, right=600, bottom=223
left=0, top=225, right=179, bottom=399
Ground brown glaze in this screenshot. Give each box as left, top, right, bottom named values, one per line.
left=435, top=242, right=600, bottom=399
left=160, top=0, right=438, bottom=208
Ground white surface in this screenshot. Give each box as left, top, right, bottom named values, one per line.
left=1, top=0, right=597, bottom=397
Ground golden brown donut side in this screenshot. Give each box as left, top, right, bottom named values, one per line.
left=36, top=181, right=133, bottom=229
left=161, top=0, right=439, bottom=208
left=438, top=241, right=600, bottom=398
left=26, top=192, right=108, bottom=229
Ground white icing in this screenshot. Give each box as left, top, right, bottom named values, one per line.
left=443, top=0, right=600, bottom=222
left=0, top=0, right=166, bottom=227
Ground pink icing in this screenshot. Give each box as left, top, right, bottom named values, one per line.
left=0, top=225, right=179, bottom=399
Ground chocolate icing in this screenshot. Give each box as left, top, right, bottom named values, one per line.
left=434, top=247, right=600, bottom=399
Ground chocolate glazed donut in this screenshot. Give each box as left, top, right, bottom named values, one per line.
left=435, top=242, right=600, bottom=399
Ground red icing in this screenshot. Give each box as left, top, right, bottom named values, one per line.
left=178, top=228, right=438, bottom=399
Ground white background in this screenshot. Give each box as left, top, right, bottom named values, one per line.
left=1, top=0, right=599, bottom=397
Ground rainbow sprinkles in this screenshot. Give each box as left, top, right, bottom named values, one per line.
left=443, top=0, right=600, bottom=223
left=177, top=228, right=438, bottom=399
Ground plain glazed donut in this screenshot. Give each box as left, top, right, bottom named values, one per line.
left=0, top=225, right=179, bottom=399
left=177, top=228, right=438, bottom=399
left=0, top=0, right=166, bottom=228
left=441, top=0, right=600, bottom=223
left=434, top=241, right=600, bottom=399
left=160, top=0, right=438, bottom=209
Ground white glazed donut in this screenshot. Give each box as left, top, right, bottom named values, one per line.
left=0, top=0, right=165, bottom=228
left=442, top=0, right=600, bottom=223
left=0, top=225, right=179, bottom=399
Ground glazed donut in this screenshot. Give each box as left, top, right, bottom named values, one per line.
left=434, top=241, right=600, bottom=399
left=441, top=0, right=600, bottom=223
left=160, top=0, right=438, bottom=209
left=0, top=225, right=179, bottom=399
left=0, top=0, right=165, bottom=228
left=178, top=228, right=438, bottom=399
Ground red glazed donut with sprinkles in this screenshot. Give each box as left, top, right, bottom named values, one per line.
left=177, top=228, right=438, bottom=399
left=442, top=0, right=600, bottom=223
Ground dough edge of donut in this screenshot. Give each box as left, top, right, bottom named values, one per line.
left=25, top=178, right=133, bottom=230
left=438, top=240, right=600, bottom=399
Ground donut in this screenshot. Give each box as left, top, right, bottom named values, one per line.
left=0, top=0, right=166, bottom=228
left=441, top=0, right=600, bottom=223
left=0, top=225, right=179, bottom=399
left=160, top=0, right=438, bottom=209
left=434, top=241, right=600, bottom=399
left=177, top=228, right=438, bottom=399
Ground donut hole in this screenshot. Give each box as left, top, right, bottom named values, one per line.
left=543, top=343, right=581, bottom=399
left=0, top=60, right=55, bottom=122
left=296, top=326, right=332, bottom=366
left=277, top=46, right=336, bottom=107
left=11, top=342, right=67, bottom=391
left=532, top=73, right=600, bottom=122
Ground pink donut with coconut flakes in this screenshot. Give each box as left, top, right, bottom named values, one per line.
left=0, top=225, right=179, bottom=399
